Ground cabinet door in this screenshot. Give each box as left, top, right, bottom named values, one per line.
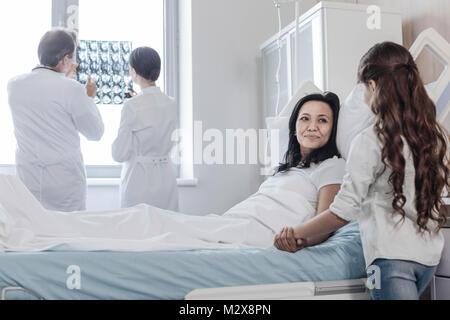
left=262, top=37, right=290, bottom=118
left=290, top=22, right=315, bottom=93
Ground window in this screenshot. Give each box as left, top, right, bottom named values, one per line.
left=78, top=0, right=165, bottom=166
left=0, top=0, right=180, bottom=180
left=0, top=0, right=52, bottom=165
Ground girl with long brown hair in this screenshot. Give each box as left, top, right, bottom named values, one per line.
left=274, top=41, right=449, bottom=300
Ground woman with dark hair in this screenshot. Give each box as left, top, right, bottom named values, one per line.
left=274, top=91, right=345, bottom=248
left=112, top=47, right=179, bottom=211
left=275, top=42, right=449, bottom=300
left=277, top=92, right=341, bottom=172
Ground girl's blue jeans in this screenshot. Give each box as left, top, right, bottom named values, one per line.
left=367, top=258, right=437, bottom=300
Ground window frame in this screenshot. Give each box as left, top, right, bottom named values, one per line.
left=57, top=0, right=179, bottom=179
left=0, top=0, right=53, bottom=173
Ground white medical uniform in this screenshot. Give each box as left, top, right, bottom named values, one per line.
left=112, top=86, right=179, bottom=210
left=330, top=127, right=444, bottom=267
left=7, top=67, right=104, bottom=212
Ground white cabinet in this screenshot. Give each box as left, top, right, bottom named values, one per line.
left=261, top=1, right=403, bottom=118
left=262, top=38, right=290, bottom=119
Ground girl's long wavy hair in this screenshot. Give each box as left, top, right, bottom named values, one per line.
left=276, top=92, right=341, bottom=173
left=358, top=42, right=449, bottom=233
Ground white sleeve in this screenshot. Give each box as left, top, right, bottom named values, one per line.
left=310, top=157, right=346, bottom=190
left=112, top=102, right=135, bottom=163
left=329, top=130, right=384, bottom=221
left=69, top=83, right=104, bottom=141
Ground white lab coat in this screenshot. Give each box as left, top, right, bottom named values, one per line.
left=7, top=68, right=104, bottom=212
left=112, top=86, right=179, bottom=210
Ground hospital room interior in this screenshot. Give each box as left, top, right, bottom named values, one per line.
left=0, top=0, right=449, bottom=302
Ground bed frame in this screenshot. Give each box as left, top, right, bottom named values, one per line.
left=1, top=279, right=369, bottom=300
left=409, top=28, right=450, bottom=130
left=185, top=278, right=369, bottom=300
left=1, top=286, right=44, bottom=300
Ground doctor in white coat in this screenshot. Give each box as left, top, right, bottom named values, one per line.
left=7, top=29, right=104, bottom=212
left=112, top=47, right=179, bottom=210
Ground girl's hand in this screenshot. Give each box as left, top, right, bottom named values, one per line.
left=274, top=227, right=306, bottom=252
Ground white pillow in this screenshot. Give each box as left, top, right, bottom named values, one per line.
left=279, top=81, right=324, bottom=117
left=265, top=116, right=290, bottom=169
left=336, top=84, right=375, bottom=160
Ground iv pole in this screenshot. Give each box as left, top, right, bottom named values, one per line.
left=272, top=0, right=301, bottom=115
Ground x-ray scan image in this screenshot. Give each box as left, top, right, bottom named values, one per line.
left=77, top=40, right=133, bottom=105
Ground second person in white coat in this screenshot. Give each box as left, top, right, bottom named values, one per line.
left=112, top=47, right=179, bottom=210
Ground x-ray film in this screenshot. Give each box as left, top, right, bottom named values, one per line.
left=77, top=40, right=133, bottom=105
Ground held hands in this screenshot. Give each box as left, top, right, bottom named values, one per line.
left=274, top=227, right=307, bottom=253
left=85, top=76, right=98, bottom=99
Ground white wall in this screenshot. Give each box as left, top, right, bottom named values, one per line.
left=177, top=0, right=300, bottom=215
left=86, top=0, right=310, bottom=214
left=87, top=184, right=120, bottom=211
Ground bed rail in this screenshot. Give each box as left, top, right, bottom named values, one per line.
left=185, top=278, right=369, bottom=300
left=1, top=286, right=45, bottom=300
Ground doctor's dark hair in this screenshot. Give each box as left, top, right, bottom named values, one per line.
left=276, top=92, right=341, bottom=173
left=129, top=47, right=161, bottom=82
left=38, top=28, right=78, bottom=67
left=358, top=41, right=449, bottom=233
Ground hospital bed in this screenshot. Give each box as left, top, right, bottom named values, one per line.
left=1, top=28, right=448, bottom=301
left=0, top=221, right=366, bottom=300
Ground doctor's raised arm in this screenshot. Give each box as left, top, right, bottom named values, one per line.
left=68, top=75, right=104, bottom=141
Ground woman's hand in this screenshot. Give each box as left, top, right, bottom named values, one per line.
left=274, top=227, right=307, bottom=252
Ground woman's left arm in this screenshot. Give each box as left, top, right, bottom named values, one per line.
left=303, top=184, right=345, bottom=246
left=274, top=184, right=347, bottom=252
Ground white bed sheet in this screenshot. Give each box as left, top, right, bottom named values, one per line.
left=0, top=172, right=316, bottom=252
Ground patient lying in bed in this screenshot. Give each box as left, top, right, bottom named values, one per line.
left=0, top=92, right=345, bottom=252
